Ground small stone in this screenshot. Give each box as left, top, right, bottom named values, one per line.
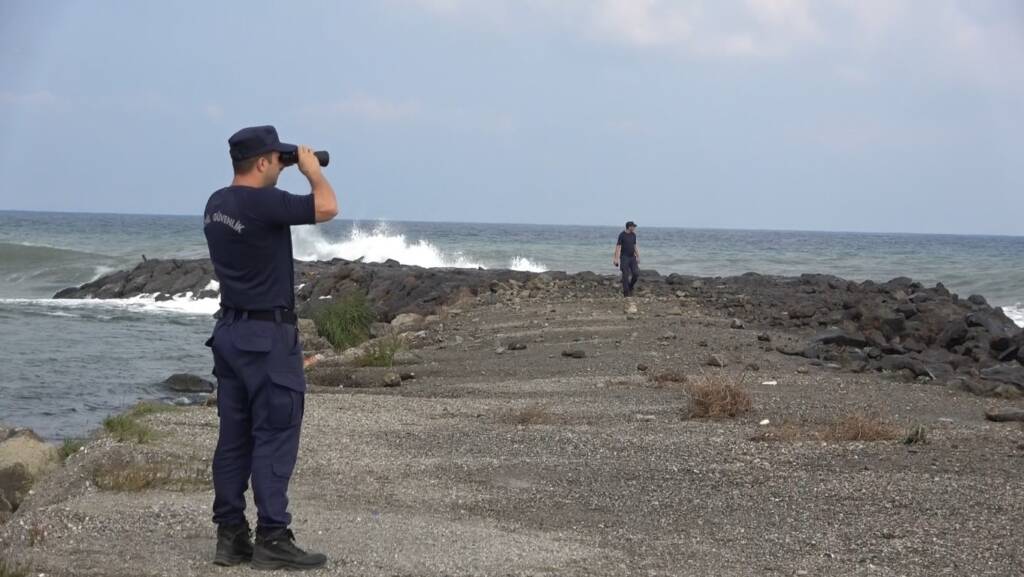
left=706, top=354, right=727, bottom=368
left=382, top=372, right=402, bottom=387
left=757, top=332, right=771, bottom=342
left=562, top=349, right=587, bottom=359
left=637, top=363, right=649, bottom=372
left=494, top=346, right=506, bottom=355
left=698, top=340, right=708, bottom=348
left=744, top=362, right=760, bottom=371
left=507, top=342, right=527, bottom=351
left=759, top=419, right=770, bottom=426
left=636, top=414, right=656, bottom=422
left=730, top=318, right=744, bottom=329
left=796, top=366, right=809, bottom=374
left=399, top=372, right=416, bottom=381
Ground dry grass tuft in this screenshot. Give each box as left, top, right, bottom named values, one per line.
left=751, top=413, right=902, bottom=443
left=685, top=375, right=752, bottom=419
left=825, top=413, right=901, bottom=442
left=92, top=458, right=209, bottom=492
left=652, top=370, right=689, bottom=387
left=504, top=404, right=559, bottom=426
left=748, top=419, right=805, bottom=442
left=0, top=555, right=29, bottom=577
left=903, top=424, right=928, bottom=445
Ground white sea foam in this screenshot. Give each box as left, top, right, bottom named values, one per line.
left=0, top=293, right=220, bottom=316
left=508, top=256, right=547, bottom=272
left=203, top=279, right=220, bottom=292
left=1004, top=303, right=1024, bottom=328
left=292, top=224, right=484, bottom=268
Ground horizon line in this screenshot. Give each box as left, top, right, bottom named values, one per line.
left=0, top=208, right=1021, bottom=240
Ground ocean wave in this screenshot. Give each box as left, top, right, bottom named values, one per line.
left=0, top=293, right=219, bottom=317
left=0, top=241, right=114, bottom=262
left=1004, top=303, right=1024, bottom=328
left=292, top=224, right=484, bottom=268
left=508, top=256, right=547, bottom=272
left=291, top=224, right=551, bottom=272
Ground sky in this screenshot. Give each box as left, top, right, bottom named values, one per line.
left=0, top=0, right=1021, bottom=235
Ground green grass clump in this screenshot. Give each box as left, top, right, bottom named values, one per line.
left=357, top=335, right=404, bottom=367
left=103, top=414, right=154, bottom=443
left=59, top=438, right=86, bottom=461
left=314, top=292, right=376, bottom=350
left=102, top=402, right=177, bottom=443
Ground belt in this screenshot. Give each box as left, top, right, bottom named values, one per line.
left=221, top=308, right=298, bottom=325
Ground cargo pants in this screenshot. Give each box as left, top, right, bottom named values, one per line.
left=206, top=310, right=306, bottom=532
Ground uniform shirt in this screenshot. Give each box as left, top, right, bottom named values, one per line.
left=617, top=230, right=637, bottom=259
left=203, top=185, right=316, bottom=311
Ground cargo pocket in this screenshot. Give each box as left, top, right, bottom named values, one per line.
left=231, top=323, right=274, bottom=352
left=267, top=371, right=306, bottom=429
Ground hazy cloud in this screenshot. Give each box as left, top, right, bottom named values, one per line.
left=203, top=103, right=224, bottom=120
left=401, top=0, right=1024, bottom=88
left=325, top=94, right=421, bottom=124
left=0, top=89, right=58, bottom=107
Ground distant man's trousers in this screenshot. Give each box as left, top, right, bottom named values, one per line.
left=620, top=256, right=639, bottom=296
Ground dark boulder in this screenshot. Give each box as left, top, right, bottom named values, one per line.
left=810, top=328, right=870, bottom=349
left=937, top=319, right=969, bottom=350
left=162, top=373, right=215, bottom=393
left=979, top=366, right=1024, bottom=390
left=878, top=355, right=934, bottom=379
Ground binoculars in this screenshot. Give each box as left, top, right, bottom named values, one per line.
left=280, top=150, right=330, bottom=167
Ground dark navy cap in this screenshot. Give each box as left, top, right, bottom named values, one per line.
left=228, top=125, right=297, bottom=161
left=625, top=221, right=637, bottom=228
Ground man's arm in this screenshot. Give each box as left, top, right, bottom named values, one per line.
left=297, top=145, right=338, bottom=223
left=613, top=244, right=621, bottom=266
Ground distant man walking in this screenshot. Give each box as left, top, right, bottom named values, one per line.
left=613, top=221, right=639, bottom=297
left=203, top=125, right=338, bottom=570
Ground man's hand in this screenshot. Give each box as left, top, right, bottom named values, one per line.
left=613, top=260, right=619, bottom=267
left=296, top=145, right=322, bottom=179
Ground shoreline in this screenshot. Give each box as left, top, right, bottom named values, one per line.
left=4, top=258, right=1024, bottom=438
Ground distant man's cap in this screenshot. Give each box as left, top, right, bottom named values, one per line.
left=228, top=125, right=297, bottom=161
left=625, top=221, right=637, bottom=228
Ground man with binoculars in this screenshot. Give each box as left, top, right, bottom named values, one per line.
left=203, top=125, right=337, bottom=570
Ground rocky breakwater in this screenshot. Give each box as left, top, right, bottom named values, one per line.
left=54, top=257, right=608, bottom=321
left=662, top=272, right=1024, bottom=397
left=57, top=259, right=1024, bottom=397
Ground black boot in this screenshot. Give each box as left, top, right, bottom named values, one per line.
left=214, top=522, right=253, bottom=566
left=253, top=528, right=327, bottom=571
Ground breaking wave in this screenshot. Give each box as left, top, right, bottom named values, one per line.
left=292, top=224, right=546, bottom=272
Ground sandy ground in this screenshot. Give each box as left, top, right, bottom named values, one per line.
left=3, top=292, right=1024, bottom=576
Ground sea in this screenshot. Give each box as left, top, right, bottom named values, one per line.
left=1, top=209, right=1022, bottom=441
